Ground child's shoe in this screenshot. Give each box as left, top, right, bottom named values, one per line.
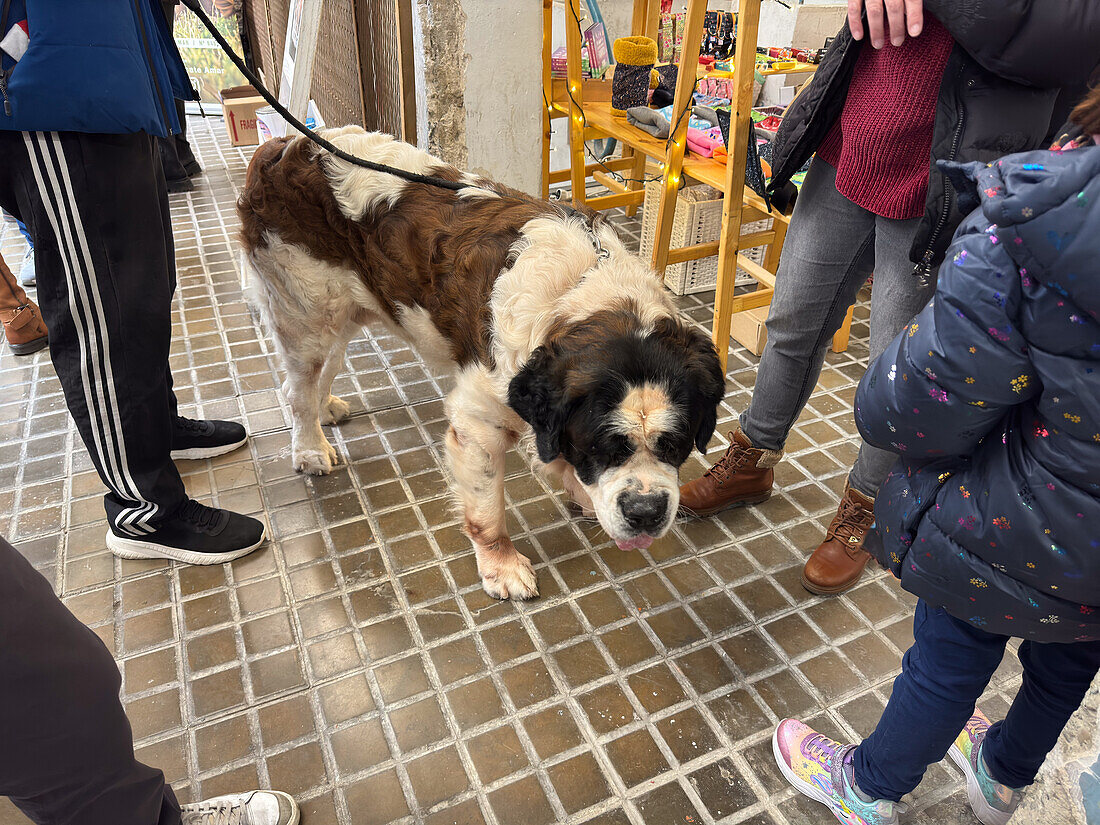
left=948, top=709, right=1025, bottom=825
left=773, top=718, right=905, bottom=825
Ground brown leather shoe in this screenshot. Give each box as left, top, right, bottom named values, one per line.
left=801, top=485, right=875, bottom=595
left=0, top=252, right=47, bottom=355
left=679, top=428, right=781, bottom=517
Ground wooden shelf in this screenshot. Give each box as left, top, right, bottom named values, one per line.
left=696, top=60, right=816, bottom=79
left=541, top=0, right=848, bottom=368
left=575, top=98, right=786, bottom=226
left=549, top=76, right=611, bottom=108
left=757, top=61, right=817, bottom=76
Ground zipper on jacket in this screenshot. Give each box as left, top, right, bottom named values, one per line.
left=0, top=0, right=13, bottom=116
left=913, top=69, right=972, bottom=286
left=132, top=0, right=174, bottom=135
left=0, top=71, right=11, bottom=117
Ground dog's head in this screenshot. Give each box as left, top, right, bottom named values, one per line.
left=508, top=311, right=725, bottom=550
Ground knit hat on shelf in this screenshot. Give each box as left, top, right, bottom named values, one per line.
left=611, top=36, right=658, bottom=117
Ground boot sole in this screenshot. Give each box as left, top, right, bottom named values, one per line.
left=171, top=435, right=248, bottom=461
left=9, top=335, right=48, bottom=355
left=800, top=569, right=864, bottom=596
left=106, top=528, right=266, bottom=565
left=679, top=490, right=771, bottom=518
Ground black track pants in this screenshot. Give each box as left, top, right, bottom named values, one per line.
left=0, top=130, right=187, bottom=535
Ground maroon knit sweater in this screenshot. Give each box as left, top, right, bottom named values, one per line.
left=816, top=14, right=955, bottom=220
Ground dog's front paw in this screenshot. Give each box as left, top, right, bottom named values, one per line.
left=293, top=440, right=339, bottom=475
left=479, top=543, right=539, bottom=601
left=321, top=394, right=351, bottom=425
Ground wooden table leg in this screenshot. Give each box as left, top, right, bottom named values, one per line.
left=711, top=0, right=762, bottom=371
left=650, top=0, right=707, bottom=276
left=565, top=0, right=588, bottom=207
left=541, top=0, right=553, bottom=200
left=831, top=302, right=855, bottom=353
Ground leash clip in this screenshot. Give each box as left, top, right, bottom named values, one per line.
left=592, top=231, right=611, bottom=260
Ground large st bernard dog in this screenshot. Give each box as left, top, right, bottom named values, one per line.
left=239, top=127, right=724, bottom=600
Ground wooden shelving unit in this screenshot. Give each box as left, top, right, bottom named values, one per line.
left=542, top=0, right=851, bottom=368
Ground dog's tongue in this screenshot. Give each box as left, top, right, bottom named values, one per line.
left=616, top=535, right=655, bottom=551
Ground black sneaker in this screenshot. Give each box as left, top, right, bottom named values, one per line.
left=172, top=416, right=248, bottom=460
left=183, top=158, right=203, bottom=178
left=106, top=499, right=267, bottom=565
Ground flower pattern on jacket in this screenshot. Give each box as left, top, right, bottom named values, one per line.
left=854, top=144, right=1100, bottom=643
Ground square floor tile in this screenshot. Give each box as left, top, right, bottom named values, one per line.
left=605, top=728, right=669, bottom=788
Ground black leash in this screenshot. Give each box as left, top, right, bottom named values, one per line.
left=178, top=0, right=468, bottom=193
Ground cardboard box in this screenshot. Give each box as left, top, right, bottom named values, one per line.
left=730, top=306, right=770, bottom=356
left=220, top=85, right=266, bottom=146
left=791, top=4, right=847, bottom=51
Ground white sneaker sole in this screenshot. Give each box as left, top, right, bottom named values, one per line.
left=948, top=744, right=1012, bottom=825
left=170, top=435, right=248, bottom=461
left=270, top=790, right=301, bottom=825
left=106, top=527, right=266, bottom=565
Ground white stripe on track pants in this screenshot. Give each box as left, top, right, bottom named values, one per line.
left=0, top=130, right=187, bottom=535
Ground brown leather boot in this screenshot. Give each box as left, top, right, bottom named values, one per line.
left=679, top=428, right=780, bottom=516
left=0, top=252, right=48, bottom=355
left=801, top=485, right=875, bottom=595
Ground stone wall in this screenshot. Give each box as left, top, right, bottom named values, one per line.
left=411, top=0, right=541, bottom=194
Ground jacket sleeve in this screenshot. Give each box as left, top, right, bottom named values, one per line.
left=854, top=213, right=1039, bottom=458
left=924, top=1, right=1100, bottom=89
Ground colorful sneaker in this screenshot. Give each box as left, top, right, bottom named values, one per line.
left=949, top=710, right=1025, bottom=825
left=773, top=718, right=905, bottom=825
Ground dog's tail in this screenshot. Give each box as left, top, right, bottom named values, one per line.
left=239, top=249, right=257, bottom=299
left=239, top=249, right=270, bottom=332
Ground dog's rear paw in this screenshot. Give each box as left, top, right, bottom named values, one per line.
left=293, top=441, right=339, bottom=475
left=480, top=548, right=539, bottom=601
left=321, top=394, right=351, bottom=425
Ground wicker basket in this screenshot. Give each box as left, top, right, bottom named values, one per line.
left=640, top=180, right=771, bottom=295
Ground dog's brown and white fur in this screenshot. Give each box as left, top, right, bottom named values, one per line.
left=239, top=127, right=724, bottom=600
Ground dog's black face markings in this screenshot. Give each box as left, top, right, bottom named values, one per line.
left=507, top=345, right=568, bottom=464
left=507, top=316, right=725, bottom=480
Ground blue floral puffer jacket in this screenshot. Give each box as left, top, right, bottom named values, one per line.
left=855, top=143, right=1100, bottom=643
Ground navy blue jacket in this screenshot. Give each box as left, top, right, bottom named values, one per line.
left=856, top=144, right=1100, bottom=643
left=1, top=0, right=194, bottom=137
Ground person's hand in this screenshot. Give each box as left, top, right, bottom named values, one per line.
left=848, top=0, right=924, bottom=49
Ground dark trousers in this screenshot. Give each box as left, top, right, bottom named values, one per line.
left=855, top=599, right=1100, bottom=801
left=0, top=536, right=180, bottom=824
left=0, top=131, right=187, bottom=534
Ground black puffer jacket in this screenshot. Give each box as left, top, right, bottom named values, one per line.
left=767, top=1, right=1100, bottom=279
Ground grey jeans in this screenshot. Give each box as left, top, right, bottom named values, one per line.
left=740, top=158, right=938, bottom=498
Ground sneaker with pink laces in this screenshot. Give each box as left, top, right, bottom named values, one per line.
left=948, top=709, right=1025, bottom=825
left=773, top=718, right=905, bottom=825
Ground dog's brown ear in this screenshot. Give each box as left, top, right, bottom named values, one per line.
left=508, top=346, right=570, bottom=463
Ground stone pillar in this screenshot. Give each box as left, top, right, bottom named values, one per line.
left=411, top=0, right=541, bottom=194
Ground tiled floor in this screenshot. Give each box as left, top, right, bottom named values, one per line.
left=0, top=117, right=1075, bottom=825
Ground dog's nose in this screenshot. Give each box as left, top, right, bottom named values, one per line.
left=618, top=490, right=670, bottom=534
